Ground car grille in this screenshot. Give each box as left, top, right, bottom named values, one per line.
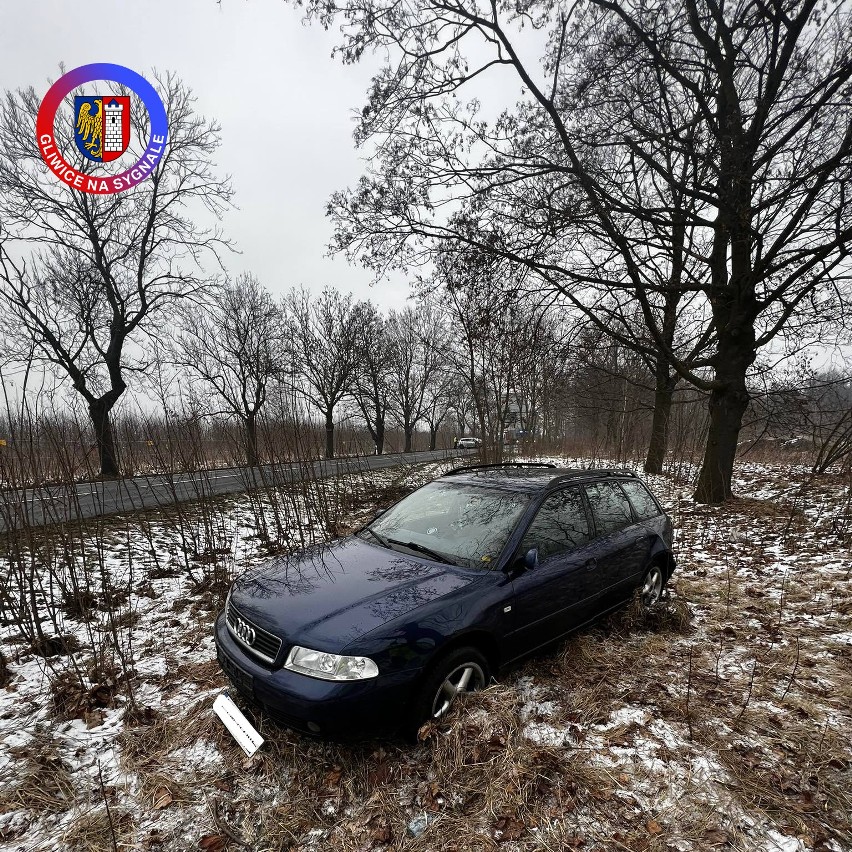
left=226, top=601, right=283, bottom=665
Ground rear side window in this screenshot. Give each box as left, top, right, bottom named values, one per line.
left=520, top=488, right=591, bottom=561
left=585, top=481, right=635, bottom=536
left=620, top=480, right=662, bottom=520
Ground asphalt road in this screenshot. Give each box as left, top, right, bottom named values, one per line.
left=0, top=449, right=475, bottom=532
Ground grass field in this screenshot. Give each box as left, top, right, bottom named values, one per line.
left=0, top=459, right=849, bottom=851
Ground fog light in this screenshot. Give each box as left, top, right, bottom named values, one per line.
left=307, top=721, right=321, bottom=733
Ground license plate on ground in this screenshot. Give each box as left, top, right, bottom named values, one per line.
left=213, top=691, right=264, bottom=757
left=218, top=650, right=254, bottom=696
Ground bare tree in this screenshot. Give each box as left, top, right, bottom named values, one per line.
left=432, top=255, right=543, bottom=462
left=174, top=274, right=284, bottom=467
left=386, top=304, right=444, bottom=452
left=445, top=375, right=474, bottom=443
left=285, top=286, right=363, bottom=459
left=421, top=362, right=454, bottom=451
left=0, top=72, right=232, bottom=476
left=298, top=0, right=852, bottom=502
left=351, top=301, right=393, bottom=454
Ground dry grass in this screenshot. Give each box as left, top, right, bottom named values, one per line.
left=62, top=805, right=134, bottom=852
left=0, top=734, right=76, bottom=819
left=2, top=461, right=852, bottom=851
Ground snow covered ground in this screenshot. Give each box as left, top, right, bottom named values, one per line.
left=0, top=458, right=849, bottom=851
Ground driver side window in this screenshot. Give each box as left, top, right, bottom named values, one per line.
left=520, top=488, right=591, bottom=562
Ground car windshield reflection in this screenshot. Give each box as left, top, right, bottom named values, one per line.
left=360, top=482, right=530, bottom=570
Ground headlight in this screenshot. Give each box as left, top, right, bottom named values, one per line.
left=284, top=646, right=379, bottom=681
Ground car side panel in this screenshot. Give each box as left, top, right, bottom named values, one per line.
left=590, top=523, right=652, bottom=610
left=504, top=540, right=601, bottom=660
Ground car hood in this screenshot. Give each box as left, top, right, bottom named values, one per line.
left=229, top=537, right=478, bottom=651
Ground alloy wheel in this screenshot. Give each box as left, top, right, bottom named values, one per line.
left=641, top=565, right=664, bottom=608
left=431, top=662, right=485, bottom=718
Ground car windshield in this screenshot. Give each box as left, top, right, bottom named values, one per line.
left=361, top=481, right=530, bottom=570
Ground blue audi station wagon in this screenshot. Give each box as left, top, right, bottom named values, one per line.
left=214, top=463, right=675, bottom=738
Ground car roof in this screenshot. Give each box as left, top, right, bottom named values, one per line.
left=441, top=463, right=640, bottom=493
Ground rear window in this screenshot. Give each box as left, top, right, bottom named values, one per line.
left=620, top=480, right=662, bottom=520
left=585, top=481, right=634, bottom=535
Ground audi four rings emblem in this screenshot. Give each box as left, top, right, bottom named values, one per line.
left=233, top=617, right=256, bottom=646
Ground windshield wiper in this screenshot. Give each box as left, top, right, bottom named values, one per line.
left=361, top=528, right=390, bottom=548
left=386, top=538, right=457, bottom=566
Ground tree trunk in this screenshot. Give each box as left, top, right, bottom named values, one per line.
left=693, top=89, right=756, bottom=503
left=644, top=368, right=677, bottom=474
left=429, top=426, right=438, bottom=450
left=375, top=419, right=385, bottom=455
left=693, top=376, right=750, bottom=503
left=244, top=412, right=259, bottom=467
left=455, top=412, right=466, bottom=436
left=324, top=410, right=335, bottom=459
left=404, top=427, right=413, bottom=453
left=645, top=216, right=685, bottom=476
left=88, top=398, right=120, bottom=477
left=694, top=263, right=756, bottom=503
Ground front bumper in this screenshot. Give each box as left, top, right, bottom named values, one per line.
left=213, top=612, right=419, bottom=738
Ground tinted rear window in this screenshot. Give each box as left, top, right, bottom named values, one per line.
left=620, top=480, right=662, bottom=520
left=585, top=481, right=634, bottom=535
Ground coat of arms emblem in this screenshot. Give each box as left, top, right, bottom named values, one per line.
left=74, top=96, right=130, bottom=162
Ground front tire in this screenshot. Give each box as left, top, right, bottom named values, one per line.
left=407, top=646, right=489, bottom=738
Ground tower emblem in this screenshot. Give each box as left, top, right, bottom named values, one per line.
left=74, top=96, right=130, bottom=162
left=38, top=64, right=168, bottom=194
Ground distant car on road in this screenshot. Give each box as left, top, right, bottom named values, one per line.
left=456, top=437, right=482, bottom=449
left=215, top=463, right=675, bottom=739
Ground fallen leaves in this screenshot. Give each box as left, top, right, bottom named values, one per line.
left=646, top=819, right=663, bottom=835
left=4, top=461, right=851, bottom=852
left=491, top=813, right=526, bottom=842
left=366, top=814, right=393, bottom=844
left=702, top=827, right=731, bottom=846
left=152, top=786, right=173, bottom=810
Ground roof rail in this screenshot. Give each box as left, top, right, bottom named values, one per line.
left=444, top=462, right=558, bottom=476
left=550, top=468, right=639, bottom=482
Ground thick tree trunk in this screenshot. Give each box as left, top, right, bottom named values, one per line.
left=244, top=412, right=259, bottom=467
left=644, top=368, right=677, bottom=475
left=693, top=375, right=750, bottom=503
left=693, top=87, right=757, bottom=503
left=324, top=411, right=335, bottom=459
left=404, top=427, right=413, bottom=453
left=694, top=259, right=756, bottom=503
left=374, top=420, right=385, bottom=455
left=88, top=398, right=120, bottom=477
left=429, top=427, right=438, bottom=451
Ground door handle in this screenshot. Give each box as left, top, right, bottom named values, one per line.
left=584, top=558, right=597, bottom=570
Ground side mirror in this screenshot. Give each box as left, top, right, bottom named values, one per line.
left=508, top=548, right=538, bottom=573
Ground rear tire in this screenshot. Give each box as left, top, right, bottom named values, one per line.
left=406, top=646, right=489, bottom=740
left=640, top=563, right=666, bottom=609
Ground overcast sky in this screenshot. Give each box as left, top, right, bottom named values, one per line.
left=1, top=0, right=417, bottom=309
